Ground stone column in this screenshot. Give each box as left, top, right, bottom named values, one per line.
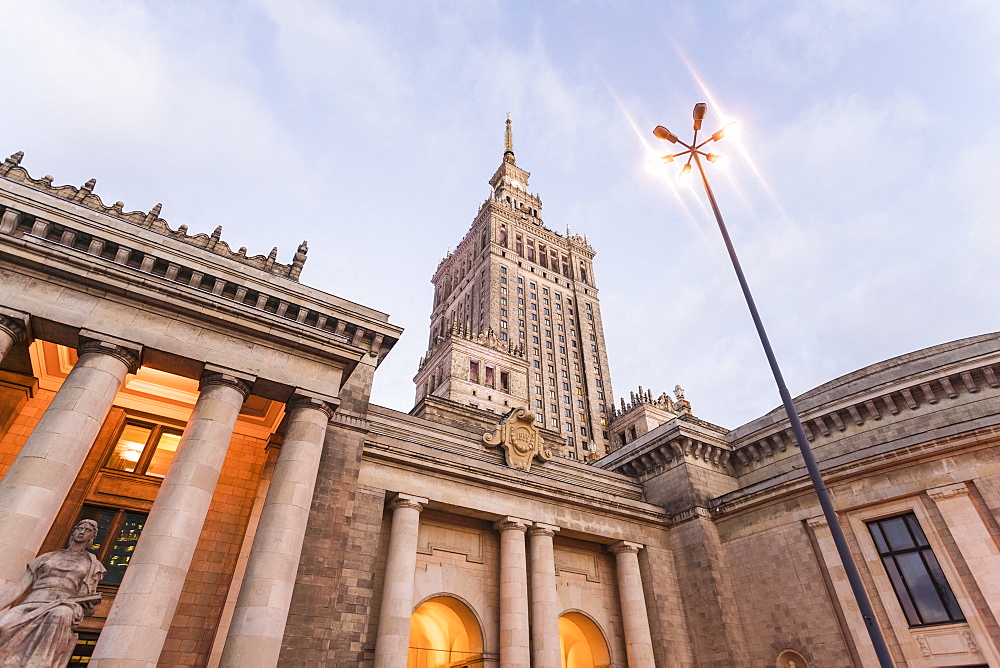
left=372, top=493, right=428, bottom=668
left=91, top=367, right=251, bottom=668
left=528, top=522, right=561, bottom=668
left=495, top=517, right=530, bottom=668
left=610, top=541, right=655, bottom=668
left=806, top=515, right=880, bottom=667
left=219, top=393, right=337, bottom=668
left=928, top=483, right=1000, bottom=625
left=0, top=335, right=138, bottom=587
left=0, top=312, right=27, bottom=365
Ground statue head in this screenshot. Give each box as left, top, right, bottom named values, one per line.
left=68, top=519, right=99, bottom=548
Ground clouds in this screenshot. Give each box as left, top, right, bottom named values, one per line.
left=2, top=1, right=996, bottom=430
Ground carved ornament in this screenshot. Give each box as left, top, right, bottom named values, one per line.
left=483, top=407, right=551, bottom=472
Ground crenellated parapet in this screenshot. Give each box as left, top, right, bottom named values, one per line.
left=418, top=316, right=524, bottom=371
left=0, top=152, right=307, bottom=280
left=611, top=384, right=691, bottom=421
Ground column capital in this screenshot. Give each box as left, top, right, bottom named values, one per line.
left=494, top=516, right=528, bottom=533
left=527, top=522, right=559, bottom=538
left=927, top=481, right=970, bottom=501
left=288, top=391, right=339, bottom=420
left=609, top=540, right=643, bottom=555
left=806, top=515, right=828, bottom=529
left=389, top=493, right=428, bottom=512
left=78, top=333, right=141, bottom=373
left=0, top=312, right=28, bottom=343
left=201, top=365, right=254, bottom=399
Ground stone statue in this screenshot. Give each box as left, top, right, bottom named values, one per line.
left=0, top=519, right=105, bottom=667
left=674, top=384, right=686, bottom=402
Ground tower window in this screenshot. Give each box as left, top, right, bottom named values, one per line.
left=867, top=513, right=965, bottom=627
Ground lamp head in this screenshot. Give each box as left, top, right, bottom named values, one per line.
left=653, top=125, right=678, bottom=143
left=693, top=103, right=707, bottom=131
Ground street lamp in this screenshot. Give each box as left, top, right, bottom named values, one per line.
left=652, top=104, right=895, bottom=668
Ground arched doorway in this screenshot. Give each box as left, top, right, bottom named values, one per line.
left=408, top=596, right=484, bottom=668
left=559, top=612, right=612, bottom=668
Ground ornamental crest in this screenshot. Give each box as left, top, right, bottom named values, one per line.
left=483, top=407, right=552, bottom=471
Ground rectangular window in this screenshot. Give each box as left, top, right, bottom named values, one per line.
left=104, top=422, right=182, bottom=478
left=564, top=408, right=572, bottom=417
left=469, top=360, right=480, bottom=383
left=76, top=506, right=149, bottom=586
left=485, top=366, right=495, bottom=388
left=536, top=399, right=543, bottom=409
left=867, top=513, right=965, bottom=627
left=500, top=371, right=509, bottom=392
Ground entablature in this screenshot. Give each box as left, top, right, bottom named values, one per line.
left=0, top=188, right=401, bottom=369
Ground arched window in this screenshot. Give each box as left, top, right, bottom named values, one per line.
left=559, top=612, right=611, bottom=668
left=408, top=596, right=484, bottom=668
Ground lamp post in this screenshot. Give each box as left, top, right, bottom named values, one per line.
left=652, top=103, right=895, bottom=668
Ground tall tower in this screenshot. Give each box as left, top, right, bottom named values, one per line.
left=414, top=117, right=615, bottom=460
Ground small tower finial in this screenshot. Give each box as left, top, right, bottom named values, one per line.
left=504, top=113, right=515, bottom=164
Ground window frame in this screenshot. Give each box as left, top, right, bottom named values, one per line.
left=102, top=419, right=184, bottom=479
left=866, top=513, right=965, bottom=627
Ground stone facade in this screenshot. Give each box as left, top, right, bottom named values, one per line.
left=417, top=119, right=615, bottom=461
left=0, top=146, right=999, bottom=668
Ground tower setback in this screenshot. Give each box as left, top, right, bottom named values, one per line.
left=413, top=117, right=614, bottom=460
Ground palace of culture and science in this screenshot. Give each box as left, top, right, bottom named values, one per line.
left=0, top=119, right=997, bottom=668
left=415, top=117, right=615, bottom=462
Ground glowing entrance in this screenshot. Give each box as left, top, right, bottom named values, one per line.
left=559, top=612, right=611, bottom=668
left=408, top=596, right=484, bottom=668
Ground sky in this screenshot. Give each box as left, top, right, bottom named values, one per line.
left=2, top=1, right=998, bottom=430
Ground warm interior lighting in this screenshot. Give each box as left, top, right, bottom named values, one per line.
left=408, top=597, right=483, bottom=668
left=119, top=443, right=143, bottom=462
left=559, top=612, right=611, bottom=668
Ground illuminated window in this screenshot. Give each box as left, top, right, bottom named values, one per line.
left=75, top=505, right=148, bottom=586
left=104, top=422, right=182, bottom=478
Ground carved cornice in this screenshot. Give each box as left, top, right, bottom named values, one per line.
left=729, top=362, right=1000, bottom=472
left=77, top=337, right=141, bottom=374
left=669, top=506, right=712, bottom=524
left=1, top=201, right=398, bottom=361
left=611, top=435, right=734, bottom=478
left=329, top=413, right=371, bottom=433
left=926, top=482, right=970, bottom=501
left=1, top=152, right=307, bottom=280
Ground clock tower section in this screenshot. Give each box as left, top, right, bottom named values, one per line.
left=414, top=117, right=615, bottom=460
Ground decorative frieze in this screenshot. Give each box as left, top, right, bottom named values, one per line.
left=1, top=203, right=398, bottom=358
left=1, top=152, right=307, bottom=280
left=729, top=363, right=999, bottom=471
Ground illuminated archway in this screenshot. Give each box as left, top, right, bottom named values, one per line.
left=408, top=596, right=484, bottom=668
left=559, top=611, right=612, bottom=668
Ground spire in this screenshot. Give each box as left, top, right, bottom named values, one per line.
left=504, top=113, right=515, bottom=164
